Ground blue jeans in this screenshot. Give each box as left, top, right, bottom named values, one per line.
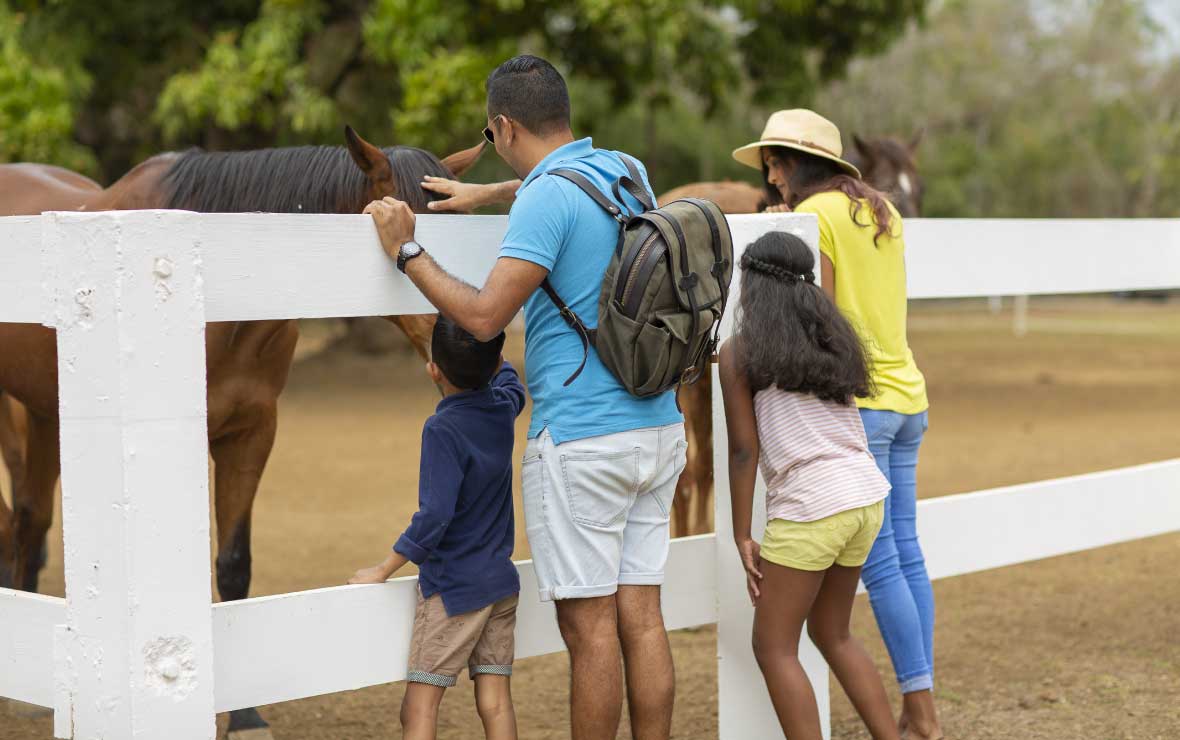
left=859, top=409, right=935, bottom=694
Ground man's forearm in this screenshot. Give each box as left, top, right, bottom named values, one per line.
left=404, top=253, right=501, bottom=340
left=489, top=179, right=522, bottom=205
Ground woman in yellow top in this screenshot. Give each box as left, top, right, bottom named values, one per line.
left=733, top=110, right=943, bottom=740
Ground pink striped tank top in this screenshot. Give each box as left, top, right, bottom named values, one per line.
left=754, top=387, right=890, bottom=522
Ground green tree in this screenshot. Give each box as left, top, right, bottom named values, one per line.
left=1, top=0, right=926, bottom=186
left=816, top=0, right=1180, bottom=217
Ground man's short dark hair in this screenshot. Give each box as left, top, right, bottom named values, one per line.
left=486, top=55, right=571, bottom=137
left=431, top=315, right=506, bottom=390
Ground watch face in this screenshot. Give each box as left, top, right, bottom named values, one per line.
left=402, top=241, right=422, bottom=257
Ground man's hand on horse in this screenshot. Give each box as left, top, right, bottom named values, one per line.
left=364, top=196, right=416, bottom=260
left=421, top=176, right=520, bottom=212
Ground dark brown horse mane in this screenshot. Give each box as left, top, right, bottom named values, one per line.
left=162, top=145, right=454, bottom=214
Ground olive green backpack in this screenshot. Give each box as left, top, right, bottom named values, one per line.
left=542, top=157, right=734, bottom=398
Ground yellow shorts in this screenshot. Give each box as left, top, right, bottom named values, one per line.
left=761, top=501, right=885, bottom=571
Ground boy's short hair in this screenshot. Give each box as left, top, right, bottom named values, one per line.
left=486, top=55, right=571, bottom=137
left=431, top=315, right=506, bottom=390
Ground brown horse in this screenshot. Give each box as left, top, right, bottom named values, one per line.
left=846, top=131, right=925, bottom=217
left=662, top=133, right=924, bottom=537
left=0, top=127, right=483, bottom=737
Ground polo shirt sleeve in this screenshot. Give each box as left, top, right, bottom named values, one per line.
left=491, top=361, right=527, bottom=417
left=393, top=418, right=464, bottom=564
left=499, top=176, right=573, bottom=271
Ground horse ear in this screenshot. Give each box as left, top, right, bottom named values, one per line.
left=851, top=133, right=872, bottom=158
left=344, top=125, right=394, bottom=189
left=909, top=128, right=924, bottom=152
left=440, top=141, right=487, bottom=178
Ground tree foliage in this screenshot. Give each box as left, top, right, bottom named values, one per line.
left=0, top=0, right=925, bottom=186
left=816, top=0, right=1180, bottom=217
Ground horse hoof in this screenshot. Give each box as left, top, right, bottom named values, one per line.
left=2, top=698, right=53, bottom=718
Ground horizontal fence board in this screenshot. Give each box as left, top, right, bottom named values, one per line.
left=0, top=590, right=65, bottom=707
left=0, top=216, right=44, bottom=323
left=6, top=214, right=1180, bottom=326
left=198, top=213, right=504, bottom=321
left=904, top=218, right=1180, bottom=298
left=914, top=458, right=1180, bottom=583
left=212, top=534, right=715, bottom=712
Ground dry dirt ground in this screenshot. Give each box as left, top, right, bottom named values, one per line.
left=4, top=297, right=1179, bottom=739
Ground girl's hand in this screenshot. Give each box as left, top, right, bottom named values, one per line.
left=762, top=203, right=792, bottom=213
left=736, top=537, right=763, bottom=604
left=348, top=565, right=391, bottom=585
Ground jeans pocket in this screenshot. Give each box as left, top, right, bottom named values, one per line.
left=559, top=448, right=640, bottom=529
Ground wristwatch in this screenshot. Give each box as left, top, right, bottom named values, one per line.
left=396, top=241, right=424, bottom=274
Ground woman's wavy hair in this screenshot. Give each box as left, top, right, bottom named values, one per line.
left=735, top=231, right=874, bottom=404
left=761, top=146, right=897, bottom=245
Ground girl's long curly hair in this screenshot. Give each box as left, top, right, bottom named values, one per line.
left=735, top=231, right=874, bottom=404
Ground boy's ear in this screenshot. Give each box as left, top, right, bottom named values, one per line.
left=426, top=361, right=444, bottom=386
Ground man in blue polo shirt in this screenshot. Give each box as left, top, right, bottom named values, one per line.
left=364, top=55, right=685, bottom=740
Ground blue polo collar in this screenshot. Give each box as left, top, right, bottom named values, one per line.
left=519, top=137, right=595, bottom=190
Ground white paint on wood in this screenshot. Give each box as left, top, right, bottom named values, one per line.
left=9, top=213, right=1180, bottom=326
left=50, top=210, right=216, bottom=739
left=211, top=534, right=716, bottom=712
left=0, top=589, right=64, bottom=706
left=904, top=218, right=1180, bottom=298
left=0, top=216, right=43, bottom=323
left=197, top=213, right=506, bottom=321
left=916, top=459, right=1180, bottom=583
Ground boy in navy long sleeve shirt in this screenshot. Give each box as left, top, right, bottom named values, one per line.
left=350, top=316, right=525, bottom=740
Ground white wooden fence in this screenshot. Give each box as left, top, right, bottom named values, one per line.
left=1, top=211, right=1178, bottom=739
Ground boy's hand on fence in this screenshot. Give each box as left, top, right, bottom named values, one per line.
left=348, top=565, right=391, bottom=585
left=736, top=538, right=763, bottom=605
left=364, top=196, right=417, bottom=259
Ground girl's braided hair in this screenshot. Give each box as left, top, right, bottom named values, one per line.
left=739, top=254, right=815, bottom=285
left=735, top=231, right=874, bottom=404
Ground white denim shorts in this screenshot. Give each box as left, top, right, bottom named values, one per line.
left=521, top=423, right=687, bottom=601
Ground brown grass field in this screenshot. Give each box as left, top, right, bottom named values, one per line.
left=4, top=296, right=1179, bottom=739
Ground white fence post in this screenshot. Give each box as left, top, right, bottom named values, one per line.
left=48, top=211, right=215, bottom=739
left=715, top=214, right=830, bottom=739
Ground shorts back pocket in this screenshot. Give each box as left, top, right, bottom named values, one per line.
left=559, top=448, right=641, bottom=529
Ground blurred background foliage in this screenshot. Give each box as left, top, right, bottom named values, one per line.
left=1, top=0, right=1178, bottom=216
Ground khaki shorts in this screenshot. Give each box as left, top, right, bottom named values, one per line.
left=760, top=501, right=885, bottom=571
left=407, top=590, right=518, bottom=687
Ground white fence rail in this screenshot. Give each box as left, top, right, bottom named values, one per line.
left=1, top=211, right=1178, bottom=739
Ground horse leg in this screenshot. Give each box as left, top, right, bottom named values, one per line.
left=688, top=370, right=715, bottom=534
left=12, top=412, right=59, bottom=592
left=0, top=392, right=28, bottom=498
left=211, top=413, right=278, bottom=740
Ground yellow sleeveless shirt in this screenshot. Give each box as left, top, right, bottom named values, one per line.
left=795, top=191, right=928, bottom=414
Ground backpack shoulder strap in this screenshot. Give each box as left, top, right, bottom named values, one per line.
left=617, top=156, right=656, bottom=212
left=539, top=277, right=594, bottom=387
left=549, top=169, right=626, bottom=223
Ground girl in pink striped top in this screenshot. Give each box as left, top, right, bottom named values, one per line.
left=719, top=231, right=896, bottom=740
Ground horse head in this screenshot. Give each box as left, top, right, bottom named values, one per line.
left=847, top=130, right=924, bottom=217
left=344, top=126, right=486, bottom=214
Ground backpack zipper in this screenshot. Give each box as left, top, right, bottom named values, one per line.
left=618, top=232, right=661, bottom=315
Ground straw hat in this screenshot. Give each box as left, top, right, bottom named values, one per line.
left=732, top=109, right=861, bottom=179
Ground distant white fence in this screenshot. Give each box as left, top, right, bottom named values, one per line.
left=0, top=211, right=1178, bottom=739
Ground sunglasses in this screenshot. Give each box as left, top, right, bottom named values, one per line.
left=483, top=115, right=506, bottom=144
